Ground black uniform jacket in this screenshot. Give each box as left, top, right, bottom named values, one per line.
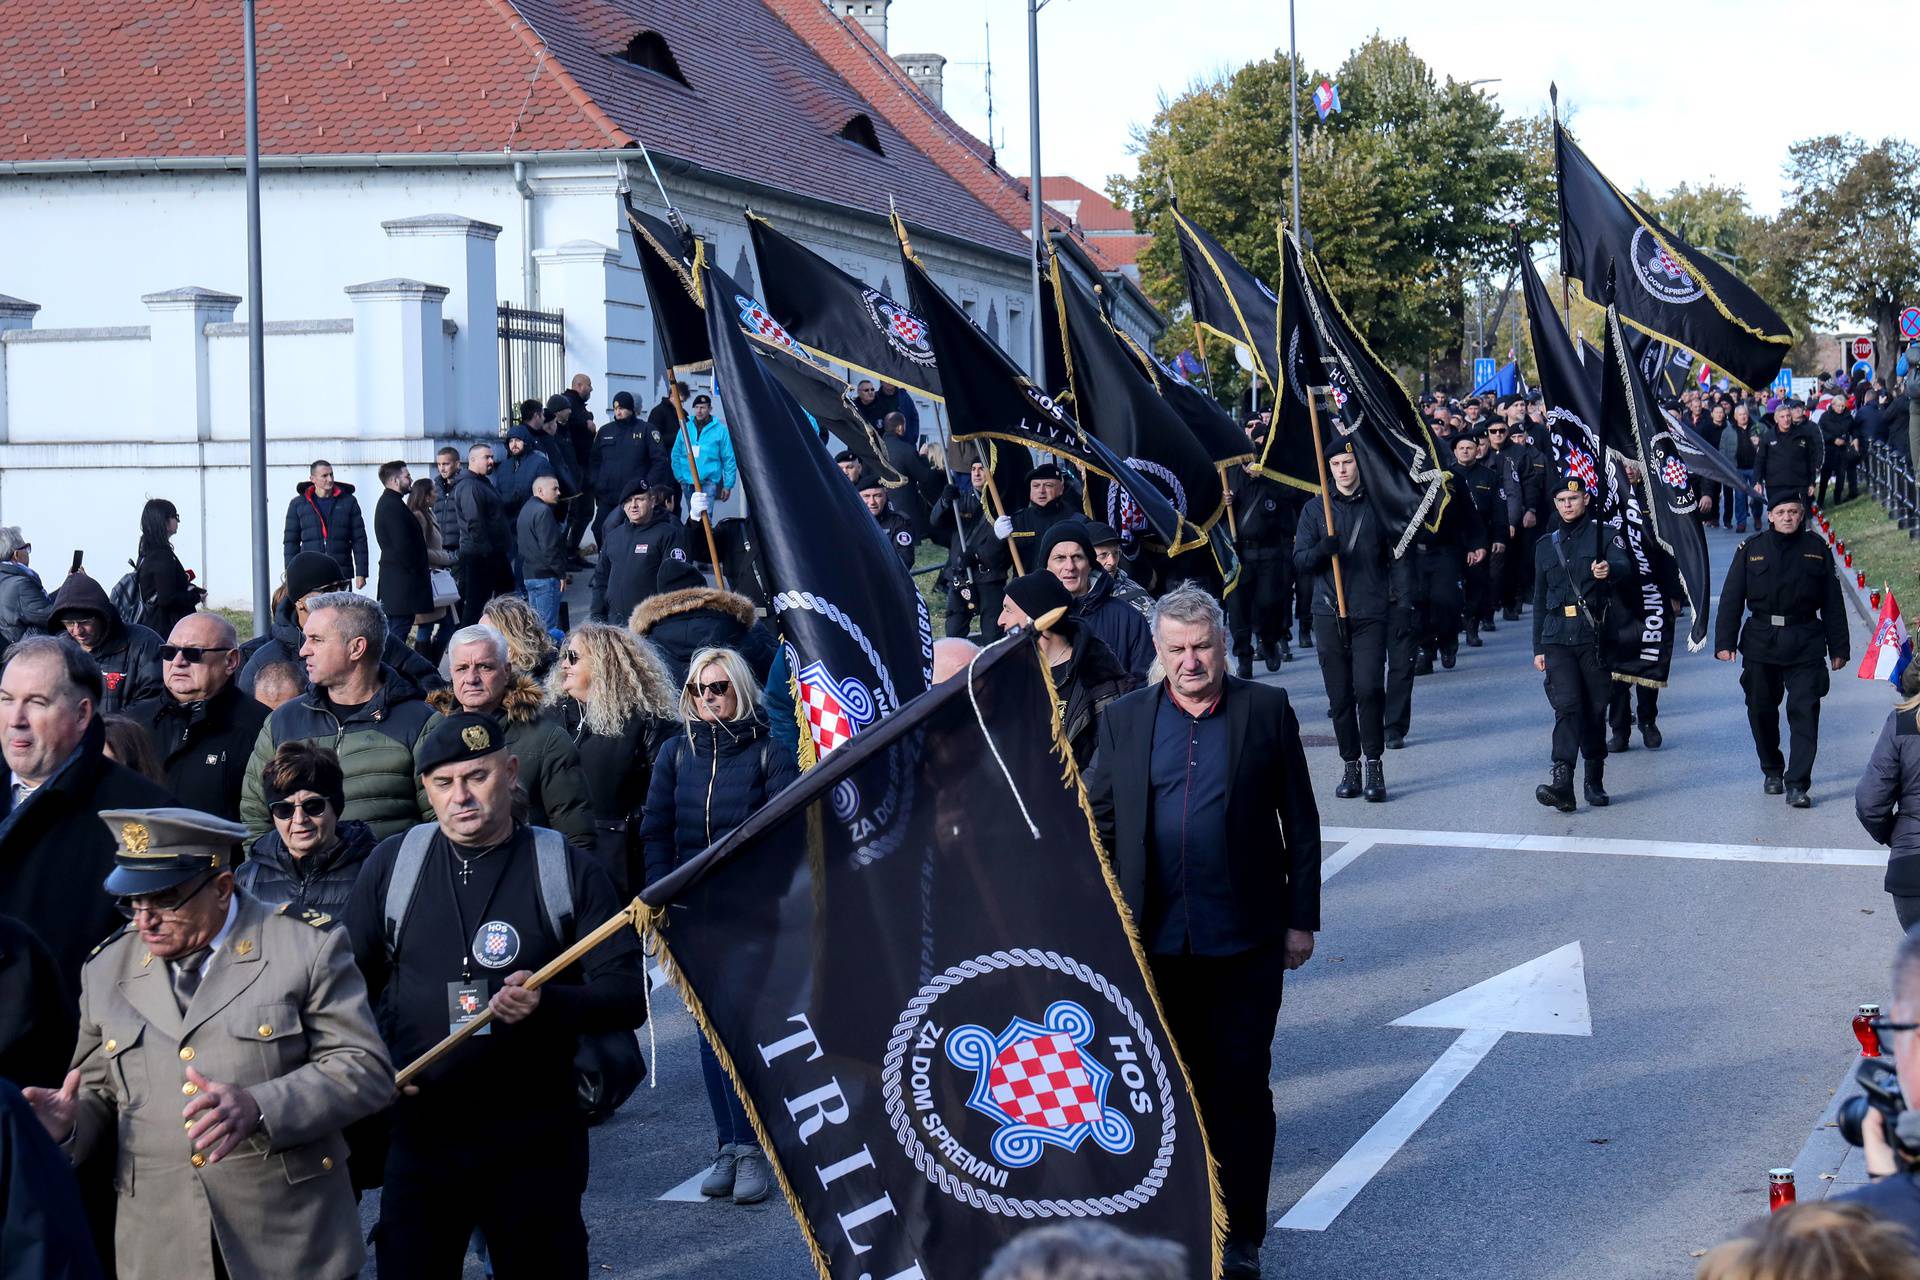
left=1714, top=527, right=1848, bottom=665
left=1292, top=487, right=1392, bottom=620
left=1083, top=676, right=1322, bottom=941
left=1531, top=516, right=1629, bottom=652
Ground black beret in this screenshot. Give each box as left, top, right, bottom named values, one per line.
left=1027, top=463, right=1062, bottom=482
left=691, top=393, right=712, bottom=407
left=1767, top=489, right=1808, bottom=511
left=857, top=474, right=886, bottom=493
left=1329, top=440, right=1355, bottom=457
left=416, top=712, right=507, bottom=776
left=834, top=450, right=859, bottom=465
left=1559, top=475, right=1589, bottom=495
left=1083, top=521, right=1122, bottom=546
left=1004, top=570, right=1074, bottom=624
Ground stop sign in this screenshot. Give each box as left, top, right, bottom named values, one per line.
left=1853, top=336, right=1875, bottom=361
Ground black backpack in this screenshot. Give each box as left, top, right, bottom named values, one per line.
left=109, top=560, right=151, bottom=629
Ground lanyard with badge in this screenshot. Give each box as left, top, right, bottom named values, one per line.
left=443, top=848, right=511, bottom=1037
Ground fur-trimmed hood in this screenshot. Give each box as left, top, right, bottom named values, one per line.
left=427, top=672, right=545, bottom=726
left=628, top=586, right=757, bottom=635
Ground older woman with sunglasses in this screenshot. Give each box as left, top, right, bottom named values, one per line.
left=638, top=645, right=797, bottom=1206
left=544, top=622, right=677, bottom=896
left=234, top=741, right=377, bottom=923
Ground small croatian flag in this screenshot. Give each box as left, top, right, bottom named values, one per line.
left=1314, top=80, right=1341, bottom=121
left=1860, top=591, right=1911, bottom=685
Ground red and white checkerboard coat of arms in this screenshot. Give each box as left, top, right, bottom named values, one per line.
left=945, top=1000, right=1134, bottom=1168
left=795, top=658, right=876, bottom=756
left=860, top=288, right=938, bottom=368
left=733, top=293, right=801, bottom=353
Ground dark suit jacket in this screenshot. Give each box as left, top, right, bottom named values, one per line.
left=374, top=487, right=432, bottom=617
left=1084, top=676, right=1321, bottom=945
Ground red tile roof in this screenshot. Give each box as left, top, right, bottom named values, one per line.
left=1, top=0, right=620, bottom=160
left=1038, top=176, right=1136, bottom=233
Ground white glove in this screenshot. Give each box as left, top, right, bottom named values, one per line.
left=993, top=514, right=1014, bottom=540
left=690, top=490, right=711, bottom=520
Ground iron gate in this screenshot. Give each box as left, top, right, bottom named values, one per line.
left=497, top=302, right=565, bottom=432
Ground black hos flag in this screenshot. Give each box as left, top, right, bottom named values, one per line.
left=1046, top=247, right=1227, bottom=548
left=1601, top=302, right=1712, bottom=652
left=624, top=193, right=712, bottom=374
left=639, top=631, right=1222, bottom=1280
left=1111, top=327, right=1254, bottom=469
left=1556, top=124, right=1791, bottom=391
left=700, top=258, right=931, bottom=763
left=896, top=218, right=1184, bottom=551
left=1285, top=228, right=1451, bottom=556
left=747, top=212, right=943, bottom=402
left=1518, top=238, right=1613, bottom=512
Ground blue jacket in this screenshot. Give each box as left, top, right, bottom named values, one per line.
left=671, top=416, right=737, bottom=493
left=638, top=713, right=797, bottom=887
left=496, top=427, right=556, bottom=518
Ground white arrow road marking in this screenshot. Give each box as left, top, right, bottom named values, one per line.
left=1319, top=826, right=1882, bottom=869
left=1276, top=942, right=1592, bottom=1232
left=657, top=1168, right=716, bottom=1202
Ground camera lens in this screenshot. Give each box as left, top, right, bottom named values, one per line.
left=1840, top=1094, right=1871, bottom=1148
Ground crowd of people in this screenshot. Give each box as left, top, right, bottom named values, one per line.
left=2, top=348, right=1920, bottom=1280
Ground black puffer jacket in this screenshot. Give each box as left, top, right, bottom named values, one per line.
left=0, top=561, right=55, bottom=651
left=237, top=593, right=444, bottom=698
left=433, top=471, right=463, bottom=559
left=547, top=695, right=672, bottom=895
left=629, top=586, right=778, bottom=689
left=47, top=572, right=164, bottom=713
left=1858, top=705, right=1920, bottom=896
left=123, top=681, right=271, bottom=823
left=282, top=480, right=369, bottom=580
left=1073, top=571, right=1154, bottom=681
left=234, top=819, right=378, bottom=919
left=592, top=510, right=693, bottom=623
left=639, top=714, right=798, bottom=888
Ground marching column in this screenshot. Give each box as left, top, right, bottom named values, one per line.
left=1532, top=477, right=1628, bottom=812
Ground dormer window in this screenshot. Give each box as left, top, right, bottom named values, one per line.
left=619, top=31, right=689, bottom=87
left=839, top=113, right=884, bottom=155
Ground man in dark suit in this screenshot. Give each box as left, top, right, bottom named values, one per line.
left=373, top=460, right=432, bottom=641
left=1083, top=581, right=1321, bottom=1280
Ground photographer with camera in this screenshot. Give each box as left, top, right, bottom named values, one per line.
left=1836, top=928, right=1920, bottom=1241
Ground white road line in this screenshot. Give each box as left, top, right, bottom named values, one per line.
left=1319, top=837, right=1376, bottom=882
left=656, top=1168, right=715, bottom=1202
left=1319, top=826, right=1884, bottom=868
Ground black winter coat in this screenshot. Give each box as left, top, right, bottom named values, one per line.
left=517, top=498, right=570, bottom=580
left=433, top=472, right=463, bottom=559
left=234, top=819, right=377, bottom=919
left=1293, top=488, right=1393, bottom=620
left=1753, top=422, right=1824, bottom=498
left=135, top=541, right=201, bottom=638
left=639, top=715, right=797, bottom=887
left=237, top=594, right=444, bottom=698
left=592, top=510, right=693, bottom=623
left=1073, top=572, right=1154, bottom=681
left=47, top=572, right=164, bottom=713
left=1857, top=706, right=1920, bottom=896
left=629, top=586, right=779, bottom=688
left=548, top=696, right=672, bottom=895
left=589, top=414, right=673, bottom=504
left=0, top=716, right=178, bottom=991
left=930, top=483, right=1012, bottom=583
left=0, top=914, right=76, bottom=1089
left=453, top=471, right=511, bottom=561
left=122, top=682, right=271, bottom=822
left=282, top=481, right=369, bottom=580
left=0, top=562, right=55, bottom=652
left=1713, top=526, right=1848, bottom=666
left=1230, top=471, right=1300, bottom=553
left=375, top=486, right=433, bottom=617
left=1531, top=515, right=1629, bottom=651
left=1055, top=623, right=1133, bottom=770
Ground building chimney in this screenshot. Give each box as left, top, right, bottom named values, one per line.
left=895, top=52, right=947, bottom=109
left=835, top=0, right=890, bottom=51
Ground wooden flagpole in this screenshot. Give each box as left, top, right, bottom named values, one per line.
left=1304, top=387, right=1348, bottom=621
left=671, top=378, right=728, bottom=592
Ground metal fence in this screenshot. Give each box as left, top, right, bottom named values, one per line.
left=1866, top=443, right=1920, bottom=539
left=497, top=302, right=565, bottom=433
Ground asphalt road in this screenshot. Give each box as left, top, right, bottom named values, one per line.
left=365, top=522, right=1900, bottom=1279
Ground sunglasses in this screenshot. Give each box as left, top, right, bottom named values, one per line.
left=268, top=796, right=331, bottom=821
left=561, top=649, right=581, bottom=665
left=688, top=679, right=732, bottom=699
left=114, top=870, right=217, bottom=921
left=159, top=644, right=234, bottom=664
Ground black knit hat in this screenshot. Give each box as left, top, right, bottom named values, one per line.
left=1039, top=520, right=1095, bottom=566
left=611, top=390, right=636, bottom=412
left=1003, top=570, right=1073, bottom=624
left=657, top=558, right=707, bottom=594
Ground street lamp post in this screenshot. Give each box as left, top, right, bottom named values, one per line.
left=244, top=0, right=269, bottom=636
left=1288, top=0, right=1302, bottom=237
left=1027, top=0, right=1049, bottom=368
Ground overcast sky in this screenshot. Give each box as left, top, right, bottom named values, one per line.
left=889, top=0, right=1911, bottom=217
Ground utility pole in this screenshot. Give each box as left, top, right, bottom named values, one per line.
left=1026, top=0, right=1048, bottom=368
left=1288, top=0, right=1302, bottom=237
left=244, top=0, right=269, bottom=637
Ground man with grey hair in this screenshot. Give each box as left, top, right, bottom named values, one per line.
left=0, top=525, right=55, bottom=650
left=1839, top=926, right=1920, bottom=1240
left=982, top=1222, right=1186, bottom=1280
left=1085, top=580, right=1321, bottom=1279
left=240, top=591, right=438, bottom=840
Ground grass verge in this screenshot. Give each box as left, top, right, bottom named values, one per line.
left=1826, top=496, right=1920, bottom=613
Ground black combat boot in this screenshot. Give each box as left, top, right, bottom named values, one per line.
left=1762, top=773, right=1784, bottom=795
left=1414, top=651, right=1434, bottom=676
left=1300, top=626, right=1314, bottom=649
left=1236, top=651, right=1254, bottom=680
left=1607, top=729, right=1629, bottom=754
left=1335, top=760, right=1362, bottom=799
left=1440, top=645, right=1457, bottom=669
left=1583, top=760, right=1610, bottom=807
left=1261, top=638, right=1282, bottom=672
left=1535, top=762, right=1576, bottom=813
left=1464, top=620, right=1482, bottom=647
left=1640, top=722, right=1662, bottom=749
left=1363, top=758, right=1386, bottom=802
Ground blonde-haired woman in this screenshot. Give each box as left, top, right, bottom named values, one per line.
left=637, top=645, right=796, bottom=1206
left=1697, top=1201, right=1920, bottom=1280
left=1856, top=661, right=1920, bottom=929
left=545, top=622, right=677, bottom=895
left=482, top=592, right=560, bottom=681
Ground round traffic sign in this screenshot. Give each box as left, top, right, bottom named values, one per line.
left=1902, top=308, right=1920, bottom=341
left=1853, top=336, right=1875, bottom=361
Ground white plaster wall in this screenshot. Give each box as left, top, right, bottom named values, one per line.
left=6, top=336, right=155, bottom=441
left=206, top=328, right=355, bottom=440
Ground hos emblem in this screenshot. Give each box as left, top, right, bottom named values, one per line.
left=473, top=920, right=520, bottom=969
left=1629, top=226, right=1705, bottom=305
left=882, top=949, right=1178, bottom=1216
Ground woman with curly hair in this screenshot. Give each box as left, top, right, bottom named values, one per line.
left=545, top=622, right=677, bottom=894
left=482, top=592, right=560, bottom=682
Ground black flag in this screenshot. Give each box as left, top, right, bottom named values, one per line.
left=1518, top=240, right=1613, bottom=510
left=639, top=631, right=1222, bottom=1279
left=1047, top=247, right=1228, bottom=544
left=624, top=193, right=712, bottom=373
left=1601, top=302, right=1712, bottom=651
left=746, top=212, right=943, bottom=401
left=755, top=337, right=906, bottom=491
left=1556, top=124, right=1791, bottom=391
left=897, top=217, right=1185, bottom=550
left=1110, top=328, right=1255, bottom=469
left=700, top=257, right=931, bottom=763
left=1286, top=229, right=1451, bottom=556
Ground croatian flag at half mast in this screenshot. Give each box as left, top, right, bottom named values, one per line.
left=1860, top=591, right=1911, bottom=685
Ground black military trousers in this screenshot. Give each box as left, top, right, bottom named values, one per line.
left=1542, top=642, right=1609, bottom=765
left=1502, top=524, right=1540, bottom=610
left=1313, top=614, right=1387, bottom=760
left=945, top=579, right=1006, bottom=642
left=1741, top=658, right=1828, bottom=789
left=1413, top=550, right=1465, bottom=657
left=1385, top=602, right=1417, bottom=738
left=1477, top=547, right=1502, bottom=623
left=455, top=557, right=514, bottom=629
left=1149, top=941, right=1289, bottom=1250
left=377, top=1108, right=591, bottom=1279
left=1228, top=554, right=1293, bottom=657
left=1607, top=681, right=1659, bottom=735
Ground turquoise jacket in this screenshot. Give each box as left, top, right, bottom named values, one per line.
left=672, top=416, right=737, bottom=493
